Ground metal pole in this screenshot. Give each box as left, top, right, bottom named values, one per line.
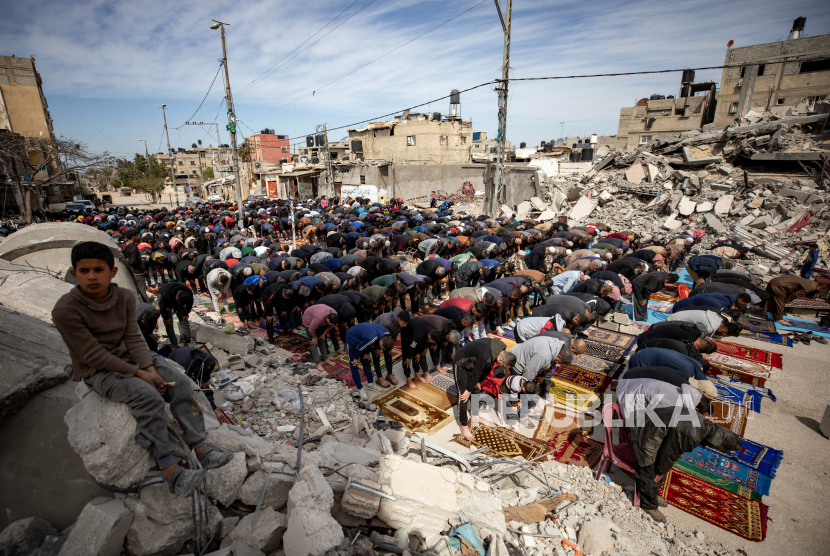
left=216, top=21, right=245, bottom=228
left=495, top=0, right=512, bottom=213
left=161, top=105, right=178, bottom=208
left=139, top=139, right=150, bottom=158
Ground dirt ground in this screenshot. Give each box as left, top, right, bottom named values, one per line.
left=369, top=309, right=830, bottom=555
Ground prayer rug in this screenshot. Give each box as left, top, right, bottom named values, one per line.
left=709, top=438, right=783, bottom=478
left=714, top=382, right=764, bottom=413
left=533, top=405, right=592, bottom=442
left=629, top=322, right=651, bottom=333
left=673, top=460, right=762, bottom=500
left=704, top=352, right=773, bottom=382
left=582, top=327, right=638, bottom=351
left=323, top=358, right=357, bottom=388
left=707, top=368, right=767, bottom=388
left=785, top=297, right=830, bottom=310
left=545, top=430, right=603, bottom=468
left=451, top=425, right=551, bottom=460
left=659, top=467, right=768, bottom=542
left=569, top=355, right=623, bottom=378
left=712, top=340, right=783, bottom=369
left=270, top=333, right=311, bottom=354
left=678, top=446, right=772, bottom=496
left=777, top=317, right=830, bottom=333
left=487, top=333, right=517, bottom=350
left=739, top=330, right=793, bottom=347
left=552, top=364, right=612, bottom=393
left=739, top=317, right=776, bottom=334
left=705, top=400, right=748, bottom=436
left=647, top=300, right=675, bottom=314
left=429, top=372, right=459, bottom=397
left=202, top=302, right=237, bottom=313
left=375, top=389, right=454, bottom=434
left=650, top=292, right=678, bottom=302
left=583, top=339, right=629, bottom=362
left=549, top=379, right=601, bottom=413
left=404, top=381, right=457, bottom=411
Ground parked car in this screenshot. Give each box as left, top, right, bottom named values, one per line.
left=101, top=194, right=112, bottom=205
left=185, top=196, right=205, bottom=205
left=245, top=194, right=268, bottom=202
left=121, top=188, right=132, bottom=196
left=207, top=193, right=223, bottom=203
left=64, top=203, right=87, bottom=214
left=75, top=199, right=94, bottom=209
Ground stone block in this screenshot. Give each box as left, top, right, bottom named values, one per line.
left=663, top=213, right=682, bottom=231
left=204, top=451, right=247, bottom=506
left=124, top=484, right=221, bottom=556
left=65, top=383, right=154, bottom=489
left=577, top=521, right=615, bottom=556
left=681, top=147, right=722, bottom=166
left=568, top=197, right=596, bottom=222
left=714, top=195, right=734, bottom=215
left=321, top=442, right=380, bottom=466
left=516, top=201, right=532, bottom=219
left=0, top=517, right=57, bottom=556
left=221, top=508, right=287, bottom=553
left=238, top=471, right=296, bottom=507
left=59, top=498, right=133, bottom=556
left=341, top=466, right=382, bottom=519
left=696, top=202, right=713, bottom=213
left=677, top=197, right=696, bottom=216
left=376, top=455, right=505, bottom=539
left=530, top=197, right=547, bottom=211
left=646, top=163, right=659, bottom=182
left=750, top=215, right=772, bottom=229
left=206, top=424, right=273, bottom=458
left=231, top=541, right=265, bottom=556
left=624, top=163, right=645, bottom=185
left=566, top=186, right=586, bottom=202
left=380, top=429, right=409, bottom=454
left=703, top=213, right=725, bottom=233
left=284, top=465, right=343, bottom=556
left=192, top=324, right=254, bottom=354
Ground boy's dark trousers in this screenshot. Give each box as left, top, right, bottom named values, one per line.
left=83, top=356, right=205, bottom=469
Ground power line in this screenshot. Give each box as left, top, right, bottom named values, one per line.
left=175, top=62, right=225, bottom=128
left=40, top=71, right=127, bottom=152
left=249, top=0, right=490, bottom=122
left=234, top=0, right=369, bottom=98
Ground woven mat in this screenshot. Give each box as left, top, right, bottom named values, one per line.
left=544, top=430, right=603, bottom=467
left=739, top=330, right=793, bottom=348
left=707, top=368, right=768, bottom=388
left=710, top=438, right=784, bottom=479
left=740, top=317, right=777, bottom=334
left=704, top=352, right=773, bottom=381
left=582, top=340, right=630, bottom=363
left=429, top=371, right=459, bottom=397
left=678, top=446, right=772, bottom=496
left=323, top=358, right=357, bottom=388
left=403, top=381, right=457, bottom=411
left=550, top=379, right=601, bottom=413
left=533, top=405, right=591, bottom=442
left=648, top=300, right=675, bottom=313
left=271, top=333, right=311, bottom=354
left=714, top=382, right=764, bottom=413
left=785, top=297, right=830, bottom=310
left=712, top=340, right=783, bottom=368
left=552, top=364, right=612, bottom=393
left=673, top=460, right=764, bottom=500
left=582, top=327, right=638, bottom=350
left=375, top=389, right=454, bottom=434
left=569, top=355, right=623, bottom=378
left=778, top=317, right=830, bottom=333
left=705, top=400, right=747, bottom=436
left=650, top=292, right=678, bottom=302
left=451, top=425, right=551, bottom=460
left=659, top=467, right=768, bottom=542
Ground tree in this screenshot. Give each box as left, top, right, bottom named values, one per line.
left=238, top=141, right=249, bottom=161
left=202, top=167, right=215, bottom=180
left=111, top=154, right=169, bottom=204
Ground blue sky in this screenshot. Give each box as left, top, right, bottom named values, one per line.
left=2, top=0, right=829, bottom=158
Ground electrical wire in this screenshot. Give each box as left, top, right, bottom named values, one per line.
left=234, top=0, right=369, bottom=97
left=175, top=62, right=225, bottom=129
left=39, top=71, right=127, bottom=152
left=249, top=0, right=490, bottom=122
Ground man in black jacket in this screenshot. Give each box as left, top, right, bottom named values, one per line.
left=123, top=228, right=149, bottom=301
left=261, top=282, right=297, bottom=343
left=631, top=272, right=678, bottom=322
left=453, top=338, right=515, bottom=440
left=158, top=281, right=193, bottom=348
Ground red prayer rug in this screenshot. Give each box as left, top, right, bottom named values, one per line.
left=712, top=340, right=783, bottom=369
left=659, top=467, right=768, bottom=541
left=545, top=430, right=603, bottom=467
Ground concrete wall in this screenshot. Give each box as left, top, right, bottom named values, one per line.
left=350, top=117, right=473, bottom=164
left=249, top=133, right=291, bottom=164
left=616, top=97, right=709, bottom=151
left=335, top=164, right=486, bottom=204
left=713, top=33, right=830, bottom=126
left=0, top=56, right=52, bottom=138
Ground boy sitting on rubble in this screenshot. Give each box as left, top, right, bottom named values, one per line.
left=52, top=241, right=234, bottom=497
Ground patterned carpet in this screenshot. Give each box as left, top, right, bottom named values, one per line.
left=451, top=425, right=551, bottom=460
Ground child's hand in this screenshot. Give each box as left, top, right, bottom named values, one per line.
left=137, top=366, right=167, bottom=395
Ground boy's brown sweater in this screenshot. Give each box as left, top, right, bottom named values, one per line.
left=52, top=284, right=154, bottom=381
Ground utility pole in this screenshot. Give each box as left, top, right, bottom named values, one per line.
left=494, top=0, right=512, bottom=212
left=211, top=20, right=245, bottom=227
left=160, top=104, right=178, bottom=207
left=322, top=123, right=334, bottom=198
left=138, top=139, right=150, bottom=158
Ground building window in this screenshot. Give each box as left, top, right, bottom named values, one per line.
left=728, top=101, right=739, bottom=114
left=808, top=96, right=827, bottom=108
left=178, top=161, right=184, bottom=166
left=757, top=64, right=766, bottom=76
left=800, top=60, right=830, bottom=73
left=739, top=66, right=746, bottom=78
left=280, top=158, right=288, bottom=164
left=407, top=136, right=416, bottom=146
left=777, top=98, right=786, bottom=105
left=360, top=175, right=366, bottom=184
left=639, top=135, right=652, bottom=144
left=461, top=136, right=467, bottom=144
left=475, top=144, right=480, bottom=149
left=281, top=146, right=288, bottom=152
left=190, top=161, right=195, bottom=165
left=440, top=135, right=448, bottom=146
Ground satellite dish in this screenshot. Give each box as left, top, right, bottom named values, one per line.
left=554, top=138, right=564, bottom=147
left=727, top=40, right=734, bottom=47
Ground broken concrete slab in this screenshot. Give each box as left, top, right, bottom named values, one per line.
left=681, top=147, right=722, bottom=166
left=221, top=508, right=286, bottom=553
left=191, top=324, right=255, bottom=355
left=566, top=186, right=586, bottom=202
left=714, top=195, right=734, bottom=215
left=663, top=213, right=682, bottom=231
left=696, top=201, right=713, bottom=213
left=750, top=215, right=772, bottom=229
left=624, top=163, right=645, bottom=185
left=568, top=197, right=596, bottom=222
left=0, top=517, right=57, bottom=556
left=321, top=442, right=380, bottom=466
left=0, top=260, right=74, bottom=323
left=65, top=383, right=155, bottom=489
left=204, top=451, right=247, bottom=506
left=376, top=455, right=505, bottom=539
left=515, top=201, right=532, bottom=219
left=646, top=163, right=659, bottom=182
left=207, top=424, right=273, bottom=457
left=703, top=213, right=726, bottom=233
left=238, top=471, right=296, bottom=507
left=341, top=466, right=382, bottom=519
left=577, top=520, right=615, bottom=556
left=284, top=465, right=343, bottom=556
left=530, top=197, right=547, bottom=211
left=677, top=197, right=696, bottom=216
left=58, top=498, right=133, bottom=556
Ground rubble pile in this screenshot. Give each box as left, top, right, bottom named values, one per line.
left=531, top=106, right=830, bottom=277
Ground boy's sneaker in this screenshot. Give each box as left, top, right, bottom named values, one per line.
left=197, top=446, right=235, bottom=470
left=169, top=467, right=207, bottom=497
